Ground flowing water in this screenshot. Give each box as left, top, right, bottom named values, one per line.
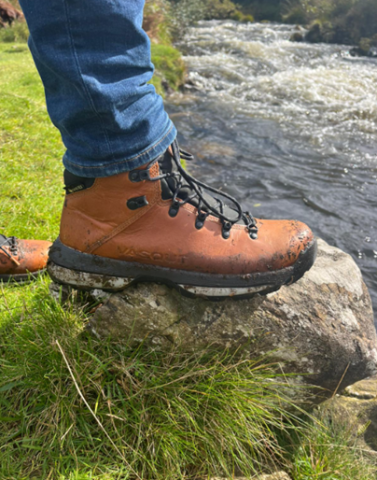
left=166, top=21, right=377, bottom=319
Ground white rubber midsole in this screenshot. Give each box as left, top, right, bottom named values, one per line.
left=48, top=263, right=272, bottom=298
left=49, top=263, right=132, bottom=291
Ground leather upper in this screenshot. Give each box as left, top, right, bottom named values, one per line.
left=59, top=162, right=314, bottom=275
left=0, top=239, right=51, bottom=276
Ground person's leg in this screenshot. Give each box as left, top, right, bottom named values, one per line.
left=19, top=0, right=176, bottom=177
left=18, top=0, right=317, bottom=298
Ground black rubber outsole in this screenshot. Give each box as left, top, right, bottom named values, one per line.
left=48, top=238, right=318, bottom=300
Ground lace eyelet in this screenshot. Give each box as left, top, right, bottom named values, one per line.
left=222, top=221, right=232, bottom=240
left=169, top=201, right=180, bottom=218
left=9, top=237, right=18, bottom=255
left=248, top=224, right=258, bottom=240
left=195, top=211, right=208, bottom=230
left=129, top=170, right=150, bottom=183
left=195, top=219, right=204, bottom=230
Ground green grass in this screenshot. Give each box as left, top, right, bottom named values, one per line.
left=0, top=280, right=305, bottom=479
left=0, top=22, right=29, bottom=43
left=291, top=414, right=377, bottom=480
left=0, top=39, right=377, bottom=480
left=0, top=43, right=64, bottom=242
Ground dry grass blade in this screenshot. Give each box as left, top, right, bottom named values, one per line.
left=55, top=339, right=138, bottom=479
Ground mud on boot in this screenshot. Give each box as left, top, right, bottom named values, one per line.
left=0, top=234, right=51, bottom=283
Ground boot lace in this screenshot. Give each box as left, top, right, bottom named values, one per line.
left=146, top=142, right=258, bottom=240
left=0, top=235, right=19, bottom=264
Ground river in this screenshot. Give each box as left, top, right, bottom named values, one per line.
left=166, top=21, right=377, bottom=319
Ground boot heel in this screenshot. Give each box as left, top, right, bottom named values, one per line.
left=48, top=261, right=132, bottom=292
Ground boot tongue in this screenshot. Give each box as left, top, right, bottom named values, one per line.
left=158, top=146, right=244, bottom=224
left=158, top=148, right=193, bottom=202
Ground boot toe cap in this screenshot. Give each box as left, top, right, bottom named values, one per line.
left=18, top=239, right=52, bottom=274
left=255, top=218, right=316, bottom=271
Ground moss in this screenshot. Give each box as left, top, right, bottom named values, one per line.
left=231, top=10, right=254, bottom=22
left=242, top=13, right=255, bottom=23
left=151, top=44, right=186, bottom=96
left=283, top=6, right=309, bottom=25
left=143, top=0, right=172, bottom=44
left=203, top=0, right=237, bottom=19
left=143, top=1, right=186, bottom=95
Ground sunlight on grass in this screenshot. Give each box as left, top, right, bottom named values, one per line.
left=0, top=43, right=65, bottom=241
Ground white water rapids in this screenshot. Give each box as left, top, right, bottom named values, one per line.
left=166, top=21, right=377, bottom=317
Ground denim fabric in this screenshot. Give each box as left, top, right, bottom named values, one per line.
left=18, top=0, right=177, bottom=177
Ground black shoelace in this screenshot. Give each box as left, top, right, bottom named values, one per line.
left=148, top=142, right=258, bottom=240
left=0, top=235, right=20, bottom=265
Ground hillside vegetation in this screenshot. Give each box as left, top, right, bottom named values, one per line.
left=228, top=0, right=377, bottom=48
left=284, top=0, right=377, bottom=48
left=149, top=0, right=377, bottom=49
left=165, top=0, right=377, bottom=48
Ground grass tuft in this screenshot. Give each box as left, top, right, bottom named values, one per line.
left=0, top=21, right=29, bottom=43
left=1, top=280, right=301, bottom=479
left=291, top=413, right=377, bottom=479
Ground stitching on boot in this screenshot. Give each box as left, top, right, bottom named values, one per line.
left=87, top=163, right=161, bottom=254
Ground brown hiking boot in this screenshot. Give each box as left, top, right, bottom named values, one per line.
left=0, top=234, right=51, bottom=282
left=48, top=141, right=317, bottom=299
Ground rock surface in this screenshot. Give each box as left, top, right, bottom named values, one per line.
left=323, top=375, right=377, bottom=452
left=212, top=474, right=291, bottom=480
left=256, top=474, right=291, bottom=480
left=86, top=239, right=377, bottom=395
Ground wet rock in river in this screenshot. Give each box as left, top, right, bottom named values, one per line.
left=350, top=38, right=377, bottom=57
left=289, top=32, right=304, bottom=42
left=84, top=239, right=377, bottom=397
left=305, top=22, right=335, bottom=44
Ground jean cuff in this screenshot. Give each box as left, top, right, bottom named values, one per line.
left=62, top=122, right=177, bottom=178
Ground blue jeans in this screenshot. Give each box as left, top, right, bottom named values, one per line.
left=18, top=0, right=177, bottom=177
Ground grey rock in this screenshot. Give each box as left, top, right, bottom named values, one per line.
left=289, top=32, right=304, bottom=42
left=86, top=239, right=377, bottom=395
left=212, top=474, right=291, bottom=480
left=257, top=474, right=291, bottom=480
left=321, top=374, right=377, bottom=451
